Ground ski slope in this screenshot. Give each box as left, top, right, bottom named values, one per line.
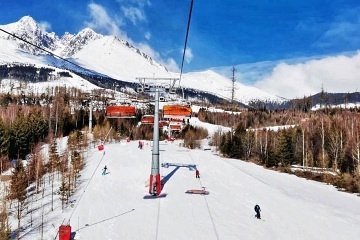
left=29, top=144, right=360, bottom=239
left=11, top=118, right=360, bottom=240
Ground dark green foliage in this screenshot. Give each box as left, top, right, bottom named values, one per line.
left=264, top=146, right=279, bottom=168
left=7, top=109, right=48, bottom=160
left=62, top=110, right=76, bottom=136
left=58, top=71, right=72, bottom=78
left=0, top=93, right=13, bottom=107
left=28, top=109, right=48, bottom=146
left=48, top=140, right=61, bottom=172
left=219, top=132, right=233, bottom=157
left=59, top=180, right=69, bottom=209
left=0, top=64, right=55, bottom=82
left=9, top=161, right=27, bottom=202
left=0, top=118, right=10, bottom=157
left=277, top=129, right=295, bottom=166
left=10, top=111, right=29, bottom=159
left=228, top=134, right=243, bottom=158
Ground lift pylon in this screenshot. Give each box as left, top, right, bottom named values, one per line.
left=149, top=89, right=162, bottom=196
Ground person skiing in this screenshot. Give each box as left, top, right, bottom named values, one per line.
left=102, top=165, right=108, bottom=175
left=195, top=169, right=200, bottom=178
left=254, top=204, right=261, bottom=219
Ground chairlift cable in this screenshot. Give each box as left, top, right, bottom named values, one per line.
left=179, top=0, right=194, bottom=99
left=0, top=28, right=87, bottom=71
left=188, top=151, right=219, bottom=239
left=67, top=150, right=107, bottom=224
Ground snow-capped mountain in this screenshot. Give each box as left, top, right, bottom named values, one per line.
left=59, top=28, right=102, bottom=57
left=0, top=16, right=58, bottom=54
left=0, top=16, right=284, bottom=105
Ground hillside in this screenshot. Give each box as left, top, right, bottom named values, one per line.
left=5, top=117, right=360, bottom=240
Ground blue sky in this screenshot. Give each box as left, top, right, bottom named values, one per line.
left=1, top=1, right=360, bottom=85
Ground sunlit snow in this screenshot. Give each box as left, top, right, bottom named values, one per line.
left=3, top=117, right=360, bottom=240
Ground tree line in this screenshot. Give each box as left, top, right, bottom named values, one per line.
left=197, top=107, right=360, bottom=194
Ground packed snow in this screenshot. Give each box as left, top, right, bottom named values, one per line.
left=3, top=117, right=360, bottom=240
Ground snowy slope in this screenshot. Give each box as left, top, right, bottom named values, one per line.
left=73, top=35, right=171, bottom=82
left=7, top=117, right=360, bottom=240
left=0, top=38, right=47, bottom=65
left=181, top=70, right=282, bottom=103
left=0, top=16, right=284, bottom=105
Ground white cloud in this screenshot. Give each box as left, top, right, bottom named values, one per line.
left=314, top=7, right=360, bottom=48
left=121, top=6, right=145, bottom=25
left=84, top=2, right=177, bottom=73
left=136, top=42, right=180, bottom=72
left=184, top=48, right=193, bottom=63
left=162, top=58, right=180, bottom=72
left=39, top=21, right=51, bottom=32
left=85, top=3, right=127, bottom=40
left=254, top=52, right=360, bottom=99
left=117, top=0, right=150, bottom=25
left=144, top=31, right=151, bottom=40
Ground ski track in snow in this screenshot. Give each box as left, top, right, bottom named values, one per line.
left=9, top=137, right=360, bottom=240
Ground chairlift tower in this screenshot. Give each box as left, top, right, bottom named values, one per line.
left=137, top=77, right=179, bottom=196
left=136, top=77, right=181, bottom=98
left=149, top=89, right=161, bottom=196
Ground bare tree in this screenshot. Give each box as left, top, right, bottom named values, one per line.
left=350, top=119, right=360, bottom=176
left=243, top=130, right=255, bottom=160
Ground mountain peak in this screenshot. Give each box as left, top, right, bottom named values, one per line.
left=18, top=16, right=37, bottom=29
left=16, top=16, right=40, bottom=35
left=59, top=27, right=103, bottom=57
left=1, top=15, right=59, bottom=54
left=78, top=27, right=97, bottom=35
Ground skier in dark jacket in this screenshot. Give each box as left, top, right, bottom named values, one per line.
left=254, top=204, right=261, bottom=219
left=102, top=165, right=107, bottom=175
left=195, top=169, right=200, bottom=178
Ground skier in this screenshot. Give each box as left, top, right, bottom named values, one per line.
left=102, top=165, right=107, bottom=175
left=254, top=204, right=261, bottom=219
left=195, top=169, right=200, bottom=178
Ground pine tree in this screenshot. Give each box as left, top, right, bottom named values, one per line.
left=9, top=160, right=28, bottom=240
left=0, top=197, right=11, bottom=240
left=277, top=129, right=295, bottom=166
left=10, top=111, right=30, bottom=159
left=59, top=178, right=69, bottom=210
left=48, top=140, right=61, bottom=173
left=0, top=118, right=10, bottom=158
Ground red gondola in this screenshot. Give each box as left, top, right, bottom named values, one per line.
left=105, top=105, right=136, bottom=118
left=163, top=104, right=192, bottom=119
left=141, top=115, right=154, bottom=124
left=141, top=115, right=168, bottom=127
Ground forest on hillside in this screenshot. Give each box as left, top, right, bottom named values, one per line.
left=196, top=107, right=360, bottom=194
left=0, top=88, right=359, bottom=238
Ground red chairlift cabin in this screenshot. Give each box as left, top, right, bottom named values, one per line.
left=163, top=102, right=192, bottom=119
left=141, top=115, right=154, bottom=124
left=141, top=115, right=168, bottom=127
left=169, top=119, right=184, bottom=132
left=105, top=99, right=136, bottom=118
